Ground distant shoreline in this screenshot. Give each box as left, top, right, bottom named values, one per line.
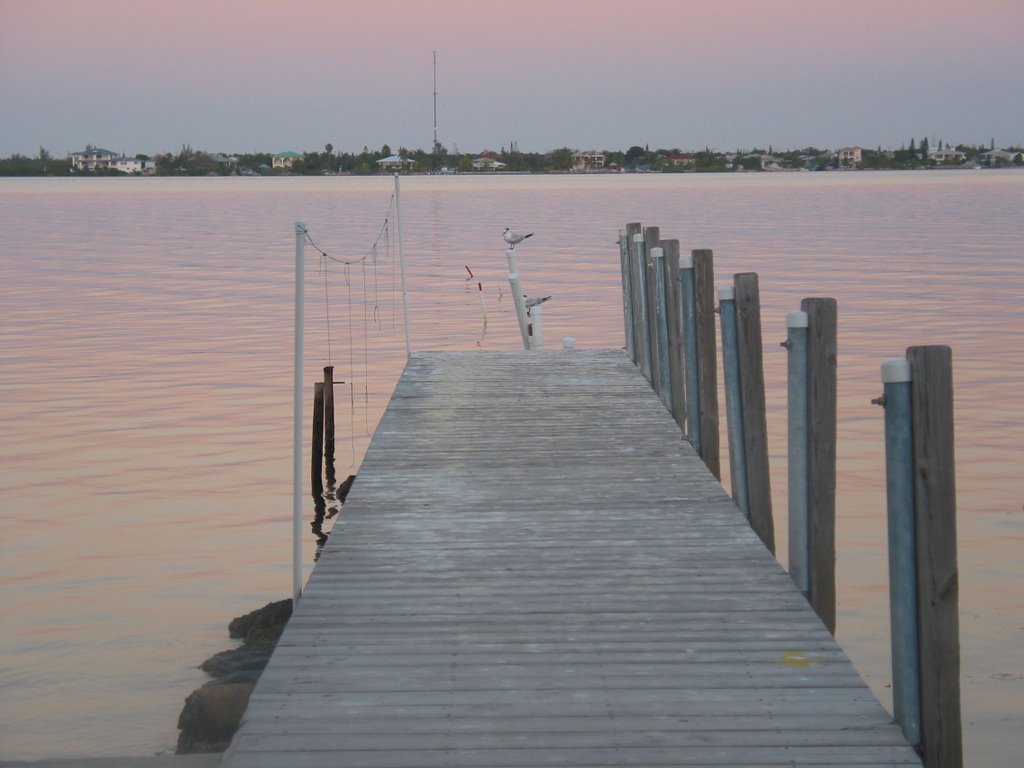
left=3, top=165, right=1021, bottom=180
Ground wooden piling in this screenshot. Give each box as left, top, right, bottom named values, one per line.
left=323, top=366, right=336, bottom=459
left=733, top=272, right=774, bottom=554
left=692, top=249, right=720, bottom=479
left=311, top=381, right=324, bottom=498
left=803, top=297, right=838, bottom=635
left=650, top=247, right=671, bottom=408
left=908, top=345, right=962, bottom=768
left=661, top=240, right=686, bottom=431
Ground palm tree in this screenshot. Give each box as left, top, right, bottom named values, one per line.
left=325, top=143, right=333, bottom=173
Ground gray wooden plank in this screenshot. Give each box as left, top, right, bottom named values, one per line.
left=221, top=350, right=917, bottom=768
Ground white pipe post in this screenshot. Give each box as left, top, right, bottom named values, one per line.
left=508, top=272, right=529, bottom=349
left=718, top=284, right=748, bottom=519
left=786, top=310, right=810, bottom=597
left=619, top=230, right=634, bottom=359
left=632, top=233, right=652, bottom=382
left=881, top=357, right=921, bottom=747
left=680, top=254, right=700, bottom=449
left=394, top=174, right=412, bottom=357
left=478, top=282, right=487, bottom=328
left=505, top=247, right=519, bottom=276
left=527, top=304, right=543, bottom=349
left=293, top=221, right=306, bottom=606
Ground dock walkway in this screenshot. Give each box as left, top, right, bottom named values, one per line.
left=223, top=349, right=920, bottom=767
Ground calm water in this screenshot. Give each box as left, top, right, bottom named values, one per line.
left=1, top=172, right=1021, bottom=764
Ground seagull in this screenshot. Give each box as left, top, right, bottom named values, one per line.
left=502, top=228, right=534, bottom=248
left=525, top=295, right=552, bottom=309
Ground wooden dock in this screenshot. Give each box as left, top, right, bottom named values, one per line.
left=222, top=349, right=921, bottom=767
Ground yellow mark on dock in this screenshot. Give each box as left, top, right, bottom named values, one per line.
left=779, top=651, right=822, bottom=668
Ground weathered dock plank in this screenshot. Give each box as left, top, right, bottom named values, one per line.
left=222, top=350, right=919, bottom=768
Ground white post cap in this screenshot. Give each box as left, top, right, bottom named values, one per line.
left=717, top=285, right=735, bottom=301
left=881, top=358, right=912, bottom=383
left=680, top=253, right=694, bottom=269
left=563, top=337, right=576, bottom=349
left=632, top=233, right=644, bottom=243
left=650, top=246, right=664, bottom=259
left=787, top=310, right=809, bottom=328
left=508, top=272, right=519, bottom=280
left=618, top=229, right=627, bottom=236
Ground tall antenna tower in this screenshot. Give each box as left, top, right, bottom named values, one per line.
left=432, top=51, right=439, bottom=155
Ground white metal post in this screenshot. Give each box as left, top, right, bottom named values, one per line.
left=786, top=310, right=810, bottom=596
left=505, top=247, right=519, bottom=276
left=619, top=230, right=634, bottom=359
left=527, top=304, right=543, bottom=349
left=293, top=221, right=306, bottom=606
left=718, top=284, right=748, bottom=519
left=881, top=357, right=921, bottom=747
left=508, top=272, right=530, bottom=349
left=680, top=254, right=700, bottom=449
left=633, top=233, right=652, bottom=382
left=394, top=174, right=412, bottom=357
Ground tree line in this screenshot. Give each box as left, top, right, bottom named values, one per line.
left=1, top=139, right=1020, bottom=176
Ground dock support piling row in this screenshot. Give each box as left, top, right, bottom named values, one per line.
left=614, top=225, right=961, bottom=767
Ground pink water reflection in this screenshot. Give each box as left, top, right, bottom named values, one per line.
left=0, top=172, right=1021, bottom=763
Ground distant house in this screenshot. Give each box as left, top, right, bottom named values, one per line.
left=980, top=149, right=1020, bottom=167
left=572, top=150, right=605, bottom=171
left=273, top=151, right=303, bottom=169
left=70, top=146, right=118, bottom=171
left=837, top=147, right=863, bottom=168
left=928, top=147, right=966, bottom=165
left=667, top=153, right=695, bottom=168
left=113, top=156, right=156, bottom=175
left=376, top=155, right=413, bottom=172
left=472, top=154, right=507, bottom=172
left=212, top=153, right=239, bottom=170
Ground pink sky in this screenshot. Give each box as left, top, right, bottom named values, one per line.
left=1, top=0, right=1021, bottom=156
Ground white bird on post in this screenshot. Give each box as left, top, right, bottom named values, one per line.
left=502, top=228, right=533, bottom=248
left=525, top=295, right=552, bottom=310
